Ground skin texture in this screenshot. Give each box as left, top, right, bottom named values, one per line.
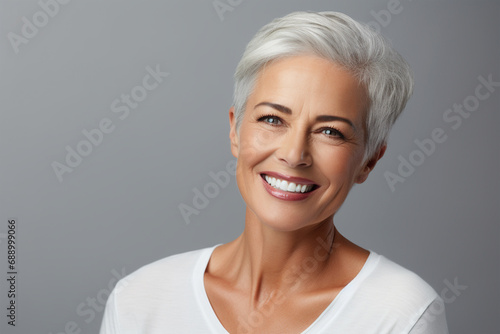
left=204, top=55, right=387, bottom=333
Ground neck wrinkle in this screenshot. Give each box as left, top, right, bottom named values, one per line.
left=233, top=211, right=337, bottom=307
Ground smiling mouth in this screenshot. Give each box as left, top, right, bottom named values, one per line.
left=260, top=174, right=318, bottom=193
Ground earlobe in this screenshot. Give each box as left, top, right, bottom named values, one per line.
left=355, top=145, right=387, bottom=184
left=229, top=107, right=239, bottom=158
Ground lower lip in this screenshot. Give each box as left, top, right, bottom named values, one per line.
left=261, top=175, right=316, bottom=201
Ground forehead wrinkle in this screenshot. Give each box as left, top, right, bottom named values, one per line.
left=251, top=55, right=366, bottom=131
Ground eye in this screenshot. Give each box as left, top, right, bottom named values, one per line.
left=258, top=114, right=282, bottom=126
left=320, top=127, right=345, bottom=140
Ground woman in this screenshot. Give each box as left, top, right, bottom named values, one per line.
left=101, top=11, right=448, bottom=333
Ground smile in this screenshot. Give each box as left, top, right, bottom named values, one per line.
left=261, top=174, right=316, bottom=193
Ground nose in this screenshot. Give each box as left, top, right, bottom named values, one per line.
left=276, top=127, right=312, bottom=168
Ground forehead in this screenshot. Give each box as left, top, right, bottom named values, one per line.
left=249, top=55, right=368, bottom=123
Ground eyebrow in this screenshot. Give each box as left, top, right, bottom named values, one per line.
left=254, top=101, right=356, bottom=130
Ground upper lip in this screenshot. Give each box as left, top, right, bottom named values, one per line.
left=260, top=171, right=318, bottom=185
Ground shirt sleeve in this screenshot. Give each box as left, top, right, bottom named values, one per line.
left=99, top=287, right=121, bottom=334
left=408, top=297, right=449, bottom=334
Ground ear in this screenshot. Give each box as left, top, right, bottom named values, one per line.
left=355, top=144, right=387, bottom=184
left=229, top=106, right=239, bottom=158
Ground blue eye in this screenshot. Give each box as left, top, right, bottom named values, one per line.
left=322, top=127, right=345, bottom=139
left=259, top=115, right=282, bottom=125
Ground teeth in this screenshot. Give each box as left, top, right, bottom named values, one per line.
left=263, top=174, right=314, bottom=193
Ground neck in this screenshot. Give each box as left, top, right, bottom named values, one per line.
left=229, top=208, right=337, bottom=307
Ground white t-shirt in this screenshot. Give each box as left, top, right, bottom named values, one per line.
left=100, top=245, right=449, bottom=333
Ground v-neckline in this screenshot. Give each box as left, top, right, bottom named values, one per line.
left=194, top=244, right=378, bottom=333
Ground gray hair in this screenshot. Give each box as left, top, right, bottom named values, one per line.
left=232, top=11, right=413, bottom=161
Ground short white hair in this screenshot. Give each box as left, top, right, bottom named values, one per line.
left=232, top=11, right=413, bottom=160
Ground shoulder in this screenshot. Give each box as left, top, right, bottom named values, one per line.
left=359, top=252, right=439, bottom=305
left=368, top=253, right=436, bottom=289
left=320, top=251, right=447, bottom=333
left=112, top=246, right=214, bottom=302
left=344, top=251, right=443, bottom=331
left=100, top=246, right=217, bottom=332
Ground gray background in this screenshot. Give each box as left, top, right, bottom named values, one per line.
left=1, top=0, right=498, bottom=333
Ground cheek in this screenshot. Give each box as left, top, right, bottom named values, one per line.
left=318, top=148, right=364, bottom=184
left=239, top=126, right=276, bottom=160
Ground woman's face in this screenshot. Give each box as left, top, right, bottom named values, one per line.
left=229, top=55, right=382, bottom=231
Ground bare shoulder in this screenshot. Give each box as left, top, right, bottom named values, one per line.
left=204, top=239, right=241, bottom=277
left=329, top=231, right=371, bottom=283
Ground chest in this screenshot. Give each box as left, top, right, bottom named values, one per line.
left=204, top=274, right=343, bottom=334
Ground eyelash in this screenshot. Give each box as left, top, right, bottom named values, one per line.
left=257, top=114, right=346, bottom=140
left=258, top=114, right=282, bottom=126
